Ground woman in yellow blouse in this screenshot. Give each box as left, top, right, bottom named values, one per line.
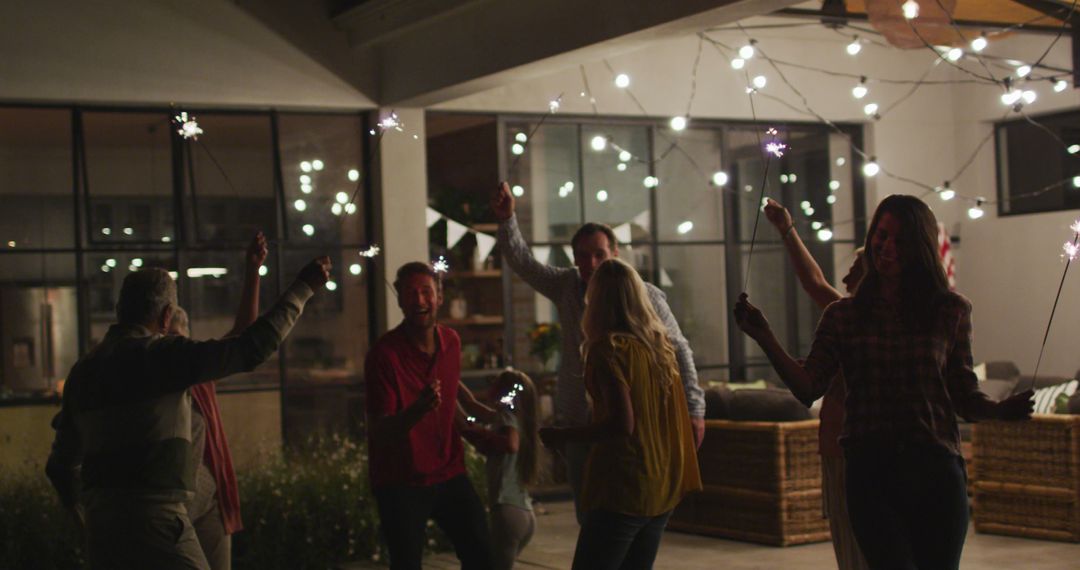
left=540, top=258, right=701, bottom=570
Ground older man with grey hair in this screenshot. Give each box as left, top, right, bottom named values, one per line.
left=46, top=256, right=331, bottom=570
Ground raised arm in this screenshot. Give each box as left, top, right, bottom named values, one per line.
left=764, top=199, right=843, bottom=309
left=734, top=293, right=836, bottom=406
left=492, top=181, right=572, bottom=300
left=457, top=383, right=497, bottom=424
left=143, top=257, right=330, bottom=394
left=225, top=231, right=268, bottom=337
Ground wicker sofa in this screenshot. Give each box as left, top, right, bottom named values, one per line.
left=668, top=419, right=830, bottom=546
left=972, top=415, right=1080, bottom=542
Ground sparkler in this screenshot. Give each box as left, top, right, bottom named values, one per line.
left=743, top=127, right=786, bottom=291
left=432, top=255, right=450, bottom=274
left=499, top=382, right=525, bottom=411
left=358, top=245, right=381, bottom=258
left=507, top=93, right=564, bottom=180
left=377, top=111, right=403, bottom=132
left=173, top=112, right=203, bottom=140
left=1028, top=218, right=1080, bottom=391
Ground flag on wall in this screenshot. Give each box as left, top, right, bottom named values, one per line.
left=938, top=223, right=956, bottom=290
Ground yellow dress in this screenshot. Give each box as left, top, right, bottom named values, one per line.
left=579, top=334, right=702, bottom=517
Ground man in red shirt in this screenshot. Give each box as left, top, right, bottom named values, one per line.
left=365, top=262, right=492, bottom=570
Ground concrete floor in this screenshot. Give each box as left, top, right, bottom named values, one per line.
left=349, top=499, right=1080, bottom=569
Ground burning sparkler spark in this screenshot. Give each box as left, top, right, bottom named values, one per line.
left=358, top=245, right=381, bottom=258
left=432, top=256, right=450, bottom=274
left=174, top=112, right=203, bottom=140
left=377, top=112, right=403, bottom=132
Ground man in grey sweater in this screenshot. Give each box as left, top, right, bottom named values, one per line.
left=46, top=257, right=331, bottom=569
left=492, top=182, right=704, bottom=521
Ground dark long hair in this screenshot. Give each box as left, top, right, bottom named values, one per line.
left=854, top=195, right=949, bottom=329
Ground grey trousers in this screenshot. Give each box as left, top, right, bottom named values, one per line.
left=490, top=504, right=536, bottom=570
left=85, top=498, right=209, bottom=570
left=191, top=499, right=231, bottom=570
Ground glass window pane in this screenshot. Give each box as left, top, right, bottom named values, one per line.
left=180, top=248, right=281, bottom=391
left=0, top=253, right=77, bottom=396
left=279, top=248, right=368, bottom=444
left=657, top=245, right=728, bottom=368
left=84, top=252, right=177, bottom=349
left=655, top=128, right=724, bottom=241
left=277, top=114, right=366, bottom=245
left=83, top=111, right=174, bottom=245
left=582, top=124, right=651, bottom=237
left=505, top=122, right=581, bottom=242
left=188, top=114, right=277, bottom=243
left=740, top=244, right=792, bottom=361
left=996, top=112, right=1080, bottom=215
left=0, top=108, right=74, bottom=249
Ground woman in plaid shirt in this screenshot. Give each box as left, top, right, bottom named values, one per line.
left=735, top=194, right=1033, bottom=570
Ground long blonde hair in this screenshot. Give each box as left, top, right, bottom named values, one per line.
left=581, top=258, right=679, bottom=386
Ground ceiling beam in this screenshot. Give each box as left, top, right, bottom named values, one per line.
left=776, top=6, right=1067, bottom=34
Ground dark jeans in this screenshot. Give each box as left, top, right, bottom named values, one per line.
left=373, top=475, right=492, bottom=570
left=571, top=509, right=672, bottom=570
left=845, top=442, right=969, bottom=570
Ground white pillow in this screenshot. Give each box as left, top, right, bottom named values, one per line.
left=974, top=363, right=987, bottom=382
left=1032, top=379, right=1079, bottom=414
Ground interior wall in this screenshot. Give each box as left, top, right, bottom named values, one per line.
left=436, top=19, right=1080, bottom=377
left=0, top=0, right=372, bottom=109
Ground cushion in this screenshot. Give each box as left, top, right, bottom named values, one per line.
left=980, top=378, right=1020, bottom=402
left=985, top=361, right=1020, bottom=380
left=705, top=386, right=811, bottom=422
left=728, top=380, right=768, bottom=391
left=1032, top=379, right=1079, bottom=414
left=1015, top=375, right=1071, bottom=394
left=973, top=363, right=987, bottom=382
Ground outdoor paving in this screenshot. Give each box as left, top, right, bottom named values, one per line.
left=346, top=499, right=1080, bottom=569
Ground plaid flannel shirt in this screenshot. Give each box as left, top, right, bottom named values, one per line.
left=802, top=292, right=995, bottom=456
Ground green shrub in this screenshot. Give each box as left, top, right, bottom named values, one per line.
left=0, top=466, right=85, bottom=570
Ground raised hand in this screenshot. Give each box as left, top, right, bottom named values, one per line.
left=733, top=293, right=772, bottom=341
left=491, top=181, right=515, bottom=222
left=298, top=256, right=332, bottom=290
left=995, top=389, right=1035, bottom=421
left=246, top=231, right=269, bottom=271
left=764, top=199, right=793, bottom=234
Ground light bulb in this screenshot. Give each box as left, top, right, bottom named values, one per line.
left=863, top=103, right=879, bottom=116
left=106, top=258, right=117, bottom=267
left=515, top=133, right=527, bottom=143
left=712, top=171, right=729, bottom=186
left=132, top=258, right=143, bottom=267
left=643, top=176, right=659, bottom=188
left=258, top=266, right=268, bottom=277
left=677, top=220, right=694, bottom=234
left=847, top=38, right=862, bottom=56
left=619, top=150, right=632, bottom=162
left=863, top=159, right=880, bottom=177
left=800, top=200, right=811, bottom=210
left=591, top=135, right=607, bottom=151
left=344, top=203, right=357, bottom=215
left=617, top=163, right=627, bottom=172
left=1073, top=176, right=1080, bottom=188
left=781, top=174, right=790, bottom=184
left=1001, top=90, right=1022, bottom=106
left=596, top=190, right=609, bottom=202
left=852, top=84, right=868, bottom=99
left=302, top=224, right=315, bottom=236
left=312, top=159, right=324, bottom=171
left=731, top=58, right=745, bottom=70
left=512, top=185, right=525, bottom=197
left=1068, top=144, right=1079, bottom=154
left=946, top=48, right=963, bottom=62
left=299, top=175, right=311, bottom=185
left=1017, top=65, right=1032, bottom=78
left=826, top=195, right=837, bottom=204
left=348, top=169, right=360, bottom=182
left=102, top=227, right=111, bottom=235
left=325, top=280, right=337, bottom=291
left=332, top=191, right=346, bottom=204
left=1055, top=80, right=1069, bottom=93
left=331, top=203, right=343, bottom=216
left=615, top=73, right=630, bottom=89
left=300, top=161, right=312, bottom=172
left=811, top=221, right=823, bottom=230
left=817, top=228, right=834, bottom=241
left=940, top=188, right=956, bottom=201
left=511, top=143, right=524, bottom=155
left=805, top=207, right=816, bottom=215
left=752, top=75, right=767, bottom=89
left=902, top=0, right=919, bottom=19
left=829, top=180, right=840, bottom=190
left=739, top=44, right=755, bottom=59
left=670, top=116, right=687, bottom=131
left=1022, top=90, right=1037, bottom=105
left=349, top=263, right=362, bottom=275
left=971, top=36, right=988, bottom=52
left=836, top=157, right=846, bottom=166
left=301, top=183, right=313, bottom=194
left=967, top=204, right=985, bottom=219
left=294, top=199, right=307, bottom=212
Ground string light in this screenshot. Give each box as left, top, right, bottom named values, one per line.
left=1017, top=65, right=1032, bottom=78
left=863, top=102, right=879, bottom=116
left=614, top=73, right=631, bottom=88
left=301, top=161, right=312, bottom=173
left=344, top=203, right=357, bottom=215
left=515, top=132, right=528, bottom=143
left=739, top=41, right=756, bottom=59
left=670, top=116, right=688, bottom=131
left=325, top=280, right=338, bottom=291
left=817, top=228, right=834, bottom=241
left=971, top=35, right=988, bottom=52
left=731, top=58, right=746, bottom=70
left=752, top=75, right=767, bottom=89
left=677, top=220, right=694, bottom=234
left=1069, top=144, right=1080, bottom=154
left=590, top=135, right=607, bottom=151
left=852, top=77, right=868, bottom=99
left=512, top=185, right=525, bottom=197
left=967, top=198, right=985, bottom=219
left=548, top=98, right=561, bottom=113
left=312, top=160, right=324, bottom=171
left=712, top=171, right=729, bottom=186
left=765, top=141, right=786, bottom=158
left=511, top=143, right=525, bottom=155
left=349, top=263, right=362, bottom=275
left=302, top=224, right=315, bottom=236
left=862, top=158, right=880, bottom=177
left=301, top=183, right=313, bottom=194
left=331, top=203, right=343, bottom=215
left=826, top=195, right=837, bottom=204
left=618, top=150, right=632, bottom=162
left=348, top=169, right=360, bottom=182
left=811, top=221, right=823, bottom=230
left=617, top=163, right=627, bottom=171
left=902, top=0, right=920, bottom=20
left=336, top=192, right=349, bottom=204
left=102, top=227, right=111, bottom=236
left=596, top=189, right=609, bottom=202
left=846, top=37, right=862, bottom=56
left=938, top=182, right=956, bottom=201
left=258, top=266, right=268, bottom=276
left=643, top=176, right=660, bottom=188
left=1055, top=79, right=1069, bottom=93
left=293, top=199, right=307, bottom=212
left=946, top=48, right=963, bottom=62
left=829, top=180, right=840, bottom=190
left=300, top=175, right=311, bottom=185
left=1072, top=176, right=1080, bottom=188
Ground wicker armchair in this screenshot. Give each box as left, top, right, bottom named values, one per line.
left=668, top=419, right=830, bottom=546
left=972, top=415, right=1080, bottom=542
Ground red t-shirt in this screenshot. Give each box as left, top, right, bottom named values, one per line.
left=365, top=324, right=465, bottom=488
